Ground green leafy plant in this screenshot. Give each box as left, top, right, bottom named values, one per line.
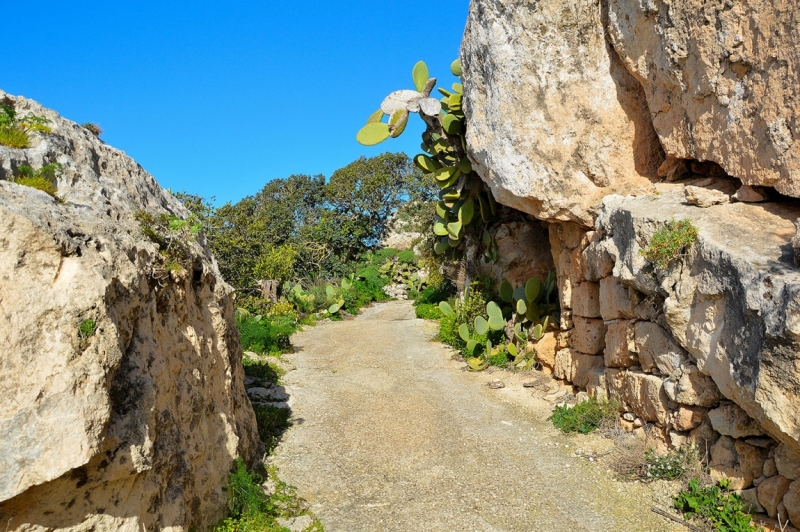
left=79, top=318, right=96, bottom=339
left=415, top=303, right=443, bottom=320
left=81, top=122, right=102, bottom=137
left=640, top=219, right=699, bottom=268
left=674, top=479, right=759, bottom=532
left=357, top=60, right=501, bottom=262
left=253, top=404, right=291, bottom=453
left=10, top=163, right=62, bottom=200
left=0, top=105, right=51, bottom=148
left=235, top=308, right=295, bottom=355
left=549, top=399, right=618, bottom=434
left=253, top=243, right=298, bottom=284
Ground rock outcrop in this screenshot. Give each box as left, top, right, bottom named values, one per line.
left=607, top=0, right=800, bottom=196
left=0, top=91, right=260, bottom=530
left=461, top=0, right=664, bottom=226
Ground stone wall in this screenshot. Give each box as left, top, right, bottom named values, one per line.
left=538, top=187, right=800, bottom=525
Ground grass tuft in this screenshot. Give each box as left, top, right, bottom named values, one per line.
left=549, top=399, right=618, bottom=434
left=640, top=219, right=698, bottom=268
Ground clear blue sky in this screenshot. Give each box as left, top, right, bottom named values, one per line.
left=3, top=1, right=469, bottom=205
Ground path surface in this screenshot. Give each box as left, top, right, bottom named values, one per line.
left=270, top=301, right=682, bottom=532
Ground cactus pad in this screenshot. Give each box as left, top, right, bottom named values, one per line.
left=412, top=61, right=430, bottom=92
left=356, top=122, right=390, bottom=146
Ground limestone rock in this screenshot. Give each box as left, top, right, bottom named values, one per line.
left=663, top=364, right=721, bottom=408
left=0, top=90, right=260, bottom=528
left=607, top=369, right=670, bottom=424
left=775, top=443, right=800, bottom=481
left=673, top=405, right=707, bottom=432
left=599, top=188, right=800, bottom=457
left=734, top=186, right=769, bottom=203
left=604, top=320, right=638, bottom=368
left=586, top=367, right=609, bottom=402
left=599, top=276, right=636, bottom=320
left=785, top=481, right=800, bottom=529
left=684, top=186, right=730, bottom=208
left=581, top=239, right=614, bottom=282
left=571, top=282, right=600, bottom=318
left=534, top=332, right=558, bottom=369
left=461, top=0, right=662, bottom=226
left=736, top=488, right=765, bottom=514
left=606, top=0, right=800, bottom=197
left=476, top=219, right=555, bottom=290
left=569, top=317, right=606, bottom=355
left=709, top=403, right=765, bottom=439
left=554, top=348, right=604, bottom=388
left=634, top=321, right=687, bottom=376
left=759, top=476, right=793, bottom=519
left=710, top=436, right=766, bottom=490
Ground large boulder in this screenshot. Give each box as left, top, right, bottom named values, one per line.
left=607, top=0, right=800, bottom=196
left=461, top=0, right=663, bottom=227
left=0, top=91, right=260, bottom=529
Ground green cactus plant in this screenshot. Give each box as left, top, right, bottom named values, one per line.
left=356, top=59, right=500, bottom=263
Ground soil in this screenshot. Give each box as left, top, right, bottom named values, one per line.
left=269, top=300, right=685, bottom=531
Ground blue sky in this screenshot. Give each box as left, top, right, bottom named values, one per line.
left=3, top=1, right=469, bottom=205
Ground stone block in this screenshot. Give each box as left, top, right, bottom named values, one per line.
left=572, top=352, right=605, bottom=389
left=604, top=320, right=638, bottom=368
left=775, top=443, right=800, bottom=480
left=582, top=241, right=614, bottom=282
left=570, top=246, right=586, bottom=283
left=534, top=331, right=558, bottom=369
left=570, top=316, right=606, bottom=355
left=673, top=405, right=707, bottom=431
left=600, top=276, right=636, bottom=320
left=609, top=369, right=670, bottom=425
left=634, top=321, right=687, bottom=375
left=708, top=403, right=765, bottom=439
left=663, top=363, right=721, bottom=407
left=554, top=348, right=573, bottom=381
left=586, top=367, right=609, bottom=402
left=571, top=282, right=601, bottom=318
left=710, top=436, right=767, bottom=490
left=785, top=480, right=800, bottom=529
left=688, top=420, right=720, bottom=448
left=759, top=475, right=793, bottom=519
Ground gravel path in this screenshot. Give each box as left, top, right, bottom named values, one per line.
left=270, top=301, right=683, bottom=531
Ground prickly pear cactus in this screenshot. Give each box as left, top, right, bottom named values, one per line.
left=356, top=59, right=499, bottom=262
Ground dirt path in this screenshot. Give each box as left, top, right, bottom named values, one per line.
left=270, top=301, right=683, bottom=531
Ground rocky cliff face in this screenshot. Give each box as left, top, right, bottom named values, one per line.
left=0, top=91, right=260, bottom=530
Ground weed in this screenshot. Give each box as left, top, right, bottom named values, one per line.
left=0, top=105, right=51, bottom=148
left=237, top=313, right=295, bottom=356
left=549, top=399, right=618, bottom=434
left=674, top=478, right=759, bottom=532
left=135, top=210, right=201, bottom=283
left=10, top=163, right=62, bottom=200
left=640, top=219, right=699, bottom=268
left=415, top=303, right=443, bottom=320
left=488, top=350, right=508, bottom=367
left=81, top=122, right=102, bottom=137
left=643, top=446, right=696, bottom=481
left=253, top=404, right=291, bottom=453
left=214, top=460, right=324, bottom=532
left=79, top=318, right=96, bottom=339
left=242, top=358, right=285, bottom=386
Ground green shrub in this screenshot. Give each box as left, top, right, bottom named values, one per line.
left=0, top=127, right=30, bottom=148
left=81, top=122, right=102, bottom=136
left=0, top=105, right=51, bottom=148
left=10, top=163, right=63, bottom=200
left=237, top=315, right=295, bottom=355
left=488, top=350, right=508, bottom=367
left=79, top=318, right=96, bottom=339
left=415, top=303, right=443, bottom=320
left=242, top=359, right=284, bottom=386
left=397, top=249, right=416, bottom=264
left=413, top=282, right=453, bottom=306
left=641, top=219, right=699, bottom=268
left=253, top=243, right=298, bottom=284
left=674, top=479, right=758, bottom=532
left=253, top=404, right=291, bottom=452
left=549, top=399, right=617, bottom=434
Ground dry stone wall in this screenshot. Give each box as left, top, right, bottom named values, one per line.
left=0, top=91, right=261, bottom=530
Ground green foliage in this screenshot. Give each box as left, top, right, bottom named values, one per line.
left=488, top=349, right=508, bottom=367
left=641, top=219, right=699, bottom=268
left=253, top=244, right=298, bottom=284
left=214, top=460, right=324, bottom=532
left=79, top=318, right=96, bottom=339
left=356, top=60, right=500, bottom=263
left=81, top=122, right=102, bottom=136
left=643, top=446, right=696, bottom=481
left=253, top=404, right=292, bottom=452
left=236, top=311, right=295, bottom=355
left=549, top=399, right=618, bottom=434
left=0, top=105, right=51, bottom=148
left=674, top=479, right=759, bottom=532
left=242, top=359, right=284, bottom=386
left=10, top=163, right=62, bottom=199
left=415, top=303, right=443, bottom=320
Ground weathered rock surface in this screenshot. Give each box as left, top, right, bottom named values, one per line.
left=606, top=0, right=800, bottom=196
left=461, top=0, right=663, bottom=226
left=599, top=184, right=800, bottom=455
left=0, top=90, right=260, bottom=529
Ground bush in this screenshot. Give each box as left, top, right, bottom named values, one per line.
left=413, top=282, right=453, bottom=306
left=10, top=163, right=62, bottom=199
left=549, top=399, right=617, bottom=434
left=0, top=105, right=51, bottom=149
left=81, top=122, right=102, bottom=136
left=674, top=478, right=758, bottom=532
left=237, top=315, right=295, bottom=355
left=488, top=350, right=508, bottom=367
left=641, top=219, right=698, bottom=268
left=415, top=303, right=443, bottom=320
left=0, top=127, right=30, bottom=148
left=643, top=446, right=695, bottom=481
left=397, top=249, right=416, bottom=264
